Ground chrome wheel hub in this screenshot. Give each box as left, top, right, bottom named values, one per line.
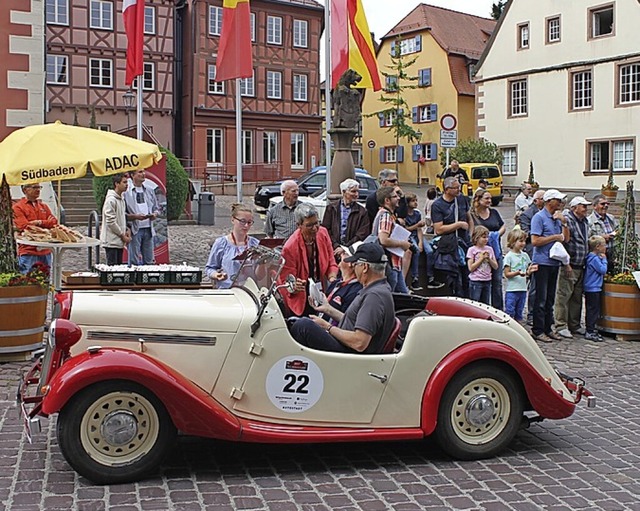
left=465, top=394, right=495, bottom=427
left=100, top=411, right=138, bottom=446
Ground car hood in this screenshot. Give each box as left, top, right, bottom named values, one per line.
left=69, top=289, right=248, bottom=333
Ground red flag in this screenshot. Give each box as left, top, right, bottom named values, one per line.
left=330, top=0, right=381, bottom=90
left=123, top=0, right=145, bottom=86
left=216, top=0, right=253, bottom=81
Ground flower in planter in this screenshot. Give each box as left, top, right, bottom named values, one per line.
left=602, top=164, right=619, bottom=191
left=606, top=181, right=639, bottom=284
left=418, top=156, right=426, bottom=165
left=526, top=161, right=539, bottom=188
left=0, top=262, right=50, bottom=289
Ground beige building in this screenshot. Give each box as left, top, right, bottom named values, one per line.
left=361, top=4, right=495, bottom=184
left=475, top=0, right=640, bottom=190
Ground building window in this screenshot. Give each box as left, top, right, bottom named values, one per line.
left=90, top=0, right=113, bottom=30
left=414, top=104, right=437, bottom=123
left=209, top=6, right=222, bottom=36
left=242, top=130, right=253, bottom=164
left=501, top=147, right=518, bottom=175
left=293, top=19, right=308, bottom=48
left=267, top=71, right=282, bottom=99
left=291, top=133, right=305, bottom=168
left=517, top=23, right=529, bottom=50
left=208, top=65, right=224, bottom=94
left=589, top=4, right=614, bottom=38
left=385, top=110, right=396, bottom=127
left=207, top=129, right=223, bottom=164
left=619, top=62, right=640, bottom=105
left=142, top=62, right=154, bottom=91
left=546, top=16, right=561, bottom=43
left=293, top=74, right=308, bottom=101
left=89, top=58, right=113, bottom=87
left=46, top=55, right=68, bottom=85
left=509, top=78, right=528, bottom=117
left=46, top=0, right=68, bottom=25
left=240, top=73, right=255, bottom=97
left=250, top=12, right=256, bottom=41
left=571, top=70, right=593, bottom=110
left=144, top=6, right=156, bottom=35
left=588, top=139, right=635, bottom=172
left=267, top=16, right=282, bottom=45
left=263, top=132, right=278, bottom=163
left=416, top=143, right=437, bottom=161
left=396, top=35, right=421, bottom=55
left=97, top=124, right=111, bottom=131
left=418, top=68, right=432, bottom=87
left=385, top=76, right=398, bottom=92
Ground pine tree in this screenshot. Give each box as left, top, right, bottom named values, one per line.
left=611, top=181, right=640, bottom=276
left=0, top=175, right=18, bottom=274
left=491, top=1, right=506, bottom=20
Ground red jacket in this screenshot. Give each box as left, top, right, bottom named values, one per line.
left=280, top=227, right=339, bottom=316
left=12, top=198, right=58, bottom=256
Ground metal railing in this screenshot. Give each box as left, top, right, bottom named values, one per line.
left=87, top=210, right=100, bottom=268
left=181, top=160, right=287, bottom=193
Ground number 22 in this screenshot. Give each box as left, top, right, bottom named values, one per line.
left=282, top=373, right=309, bottom=394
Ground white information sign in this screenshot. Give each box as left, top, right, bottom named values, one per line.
left=266, top=356, right=324, bottom=413
left=440, top=129, right=458, bottom=148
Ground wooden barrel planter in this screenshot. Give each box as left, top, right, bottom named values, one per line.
left=0, top=285, right=47, bottom=361
left=598, top=282, right=640, bottom=340
left=601, top=188, right=618, bottom=202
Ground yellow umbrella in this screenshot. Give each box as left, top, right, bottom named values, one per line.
left=0, top=121, right=163, bottom=186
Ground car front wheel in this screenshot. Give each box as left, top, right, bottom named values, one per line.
left=434, top=362, right=524, bottom=460
left=57, top=381, right=176, bottom=484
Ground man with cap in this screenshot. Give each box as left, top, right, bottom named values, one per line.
left=518, top=189, right=545, bottom=324
left=290, top=243, right=396, bottom=353
left=530, top=189, right=570, bottom=343
left=554, top=196, right=591, bottom=339
left=321, top=178, right=370, bottom=251
left=588, top=194, right=620, bottom=272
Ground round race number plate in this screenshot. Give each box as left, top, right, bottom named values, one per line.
left=266, top=356, right=324, bottom=413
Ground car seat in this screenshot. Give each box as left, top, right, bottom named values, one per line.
left=381, top=318, right=402, bottom=354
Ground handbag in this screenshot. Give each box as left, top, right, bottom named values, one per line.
left=550, top=241, right=570, bottom=265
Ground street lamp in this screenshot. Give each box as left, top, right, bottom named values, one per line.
left=123, top=89, right=135, bottom=128
left=415, top=131, right=423, bottom=187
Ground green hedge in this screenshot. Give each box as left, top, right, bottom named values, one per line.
left=92, top=147, right=189, bottom=221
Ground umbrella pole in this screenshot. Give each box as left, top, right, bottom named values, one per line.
left=57, top=180, right=61, bottom=220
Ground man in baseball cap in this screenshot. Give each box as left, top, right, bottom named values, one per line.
left=543, top=189, right=567, bottom=202
left=290, top=243, right=396, bottom=354
left=554, top=195, right=591, bottom=339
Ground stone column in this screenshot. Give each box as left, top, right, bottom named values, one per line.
left=328, top=127, right=357, bottom=200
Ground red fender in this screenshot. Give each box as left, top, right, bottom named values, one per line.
left=420, top=341, right=576, bottom=436
left=41, top=348, right=242, bottom=441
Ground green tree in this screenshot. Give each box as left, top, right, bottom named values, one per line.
left=439, top=138, right=502, bottom=167
left=491, top=1, right=506, bottom=20
left=0, top=176, right=18, bottom=275
left=367, top=38, right=422, bottom=172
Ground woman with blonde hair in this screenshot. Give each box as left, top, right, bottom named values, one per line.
left=205, top=203, right=259, bottom=288
left=470, top=188, right=506, bottom=309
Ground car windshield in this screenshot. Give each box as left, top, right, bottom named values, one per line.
left=231, top=245, right=285, bottom=300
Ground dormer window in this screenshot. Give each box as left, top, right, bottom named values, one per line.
left=518, top=23, right=529, bottom=50
left=589, top=4, right=614, bottom=39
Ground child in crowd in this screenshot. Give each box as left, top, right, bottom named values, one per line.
left=584, top=235, right=608, bottom=342
left=467, top=225, right=498, bottom=305
left=404, top=193, right=425, bottom=290
left=423, top=187, right=439, bottom=287
left=503, top=229, right=538, bottom=322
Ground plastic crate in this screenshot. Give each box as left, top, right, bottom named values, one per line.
left=135, top=271, right=172, bottom=285
left=99, top=271, right=135, bottom=286
left=171, top=270, right=202, bottom=285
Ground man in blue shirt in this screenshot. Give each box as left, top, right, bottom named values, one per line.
left=530, top=189, right=569, bottom=343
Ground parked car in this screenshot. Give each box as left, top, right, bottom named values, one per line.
left=254, top=167, right=376, bottom=211
left=19, top=246, right=594, bottom=484
left=268, top=186, right=373, bottom=221
left=435, top=163, right=503, bottom=206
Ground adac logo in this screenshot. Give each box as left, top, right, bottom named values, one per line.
left=104, top=154, right=140, bottom=172
left=285, top=360, right=308, bottom=371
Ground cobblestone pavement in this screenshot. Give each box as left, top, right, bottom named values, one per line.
left=3, top=190, right=640, bottom=510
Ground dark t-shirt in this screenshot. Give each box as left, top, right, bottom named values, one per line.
left=366, top=193, right=408, bottom=224
left=405, top=210, right=422, bottom=243
left=442, top=167, right=469, bottom=183
left=431, top=195, right=470, bottom=242
left=326, top=278, right=362, bottom=316
left=473, top=208, right=504, bottom=233
left=338, top=278, right=395, bottom=354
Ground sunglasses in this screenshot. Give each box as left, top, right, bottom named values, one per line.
left=599, top=202, right=610, bottom=206
left=233, top=217, right=254, bottom=226
left=386, top=178, right=399, bottom=184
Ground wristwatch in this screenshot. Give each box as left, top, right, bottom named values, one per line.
left=326, top=325, right=333, bottom=334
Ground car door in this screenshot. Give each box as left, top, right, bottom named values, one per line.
left=232, top=329, right=397, bottom=425
left=299, top=173, right=326, bottom=196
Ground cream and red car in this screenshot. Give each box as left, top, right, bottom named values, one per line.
left=19, top=247, right=594, bottom=484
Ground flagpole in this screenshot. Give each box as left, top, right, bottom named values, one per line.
left=136, top=76, right=143, bottom=140
left=324, top=0, right=332, bottom=195
left=235, top=78, right=243, bottom=202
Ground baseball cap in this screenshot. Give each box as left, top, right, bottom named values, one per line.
left=343, top=242, right=388, bottom=264
left=543, top=189, right=567, bottom=202
left=340, top=241, right=363, bottom=258
left=568, top=196, right=591, bottom=208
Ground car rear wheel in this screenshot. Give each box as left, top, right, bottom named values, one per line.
left=434, top=362, right=523, bottom=460
left=57, top=381, right=176, bottom=484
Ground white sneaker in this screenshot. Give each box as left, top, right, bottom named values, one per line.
left=557, top=328, right=573, bottom=339
left=574, top=327, right=586, bottom=335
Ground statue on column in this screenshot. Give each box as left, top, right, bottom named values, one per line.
left=331, top=69, right=363, bottom=129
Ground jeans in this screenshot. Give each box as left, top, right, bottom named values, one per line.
left=104, top=247, right=124, bottom=266
left=18, top=254, right=52, bottom=274
left=128, top=227, right=154, bottom=265
left=387, top=268, right=409, bottom=293
left=532, top=264, right=560, bottom=337
left=585, top=291, right=601, bottom=333
left=469, top=280, right=491, bottom=305
left=527, top=275, right=536, bottom=322
left=505, top=291, right=527, bottom=321
left=491, top=257, right=504, bottom=310
left=290, top=317, right=351, bottom=353
left=423, top=239, right=435, bottom=279
left=554, top=266, right=584, bottom=331
left=410, top=241, right=420, bottom=278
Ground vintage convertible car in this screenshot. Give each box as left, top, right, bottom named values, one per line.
left=18, top=247, right=594, bottom=484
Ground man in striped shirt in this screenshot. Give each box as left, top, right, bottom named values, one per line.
left=264, top=180, right=300, bottom=239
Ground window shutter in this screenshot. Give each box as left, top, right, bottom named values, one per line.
left=379, top=147, right=385, bottom=163
left=397, top=145, right=404, bottom=162
left=412, top=106, right=418, bottom=123
left=390, top=41, right=396, bottom=55
left=424, top=68, right=431, bottom=86
left=378, top=112, right=385, bottom=127
left=415, top=35, right=422, bottom=52
left=429, top=104, right=438, bottom=122
left=397, top=108, right=404, bottom=116
left=429, top=143, right=437, bottom=160
left=412, top=144, right=420, bottom=162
